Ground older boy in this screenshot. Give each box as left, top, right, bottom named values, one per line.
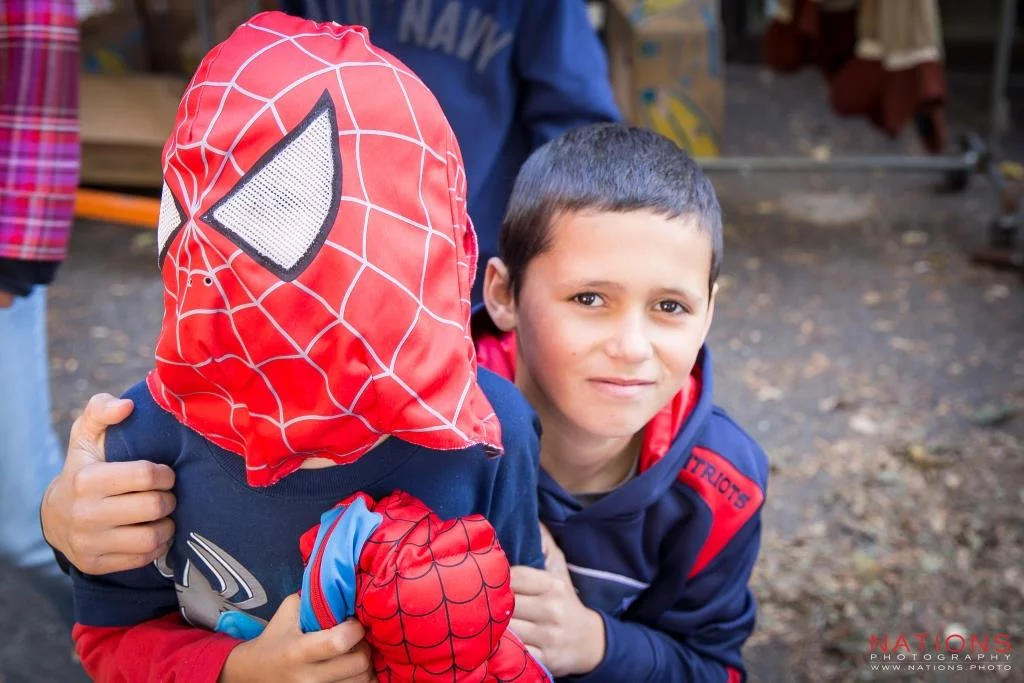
left=477, top=123, right=769, bottom=681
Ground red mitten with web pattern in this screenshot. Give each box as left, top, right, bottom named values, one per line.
left=299, top=492, right=550, bottom=682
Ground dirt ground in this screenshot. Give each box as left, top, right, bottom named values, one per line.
left=2, top=65, right=1022, bottom=683
left=710, top=68, right=1024, bottom=682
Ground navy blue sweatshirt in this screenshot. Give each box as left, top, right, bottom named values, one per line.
left=539, top=349, right=769, bottom=683
left=282, top=0, right=622, bottom=302
left=71, top=368, right=544, bottom=632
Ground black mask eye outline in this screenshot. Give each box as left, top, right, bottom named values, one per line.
left=157, top=182, right=187, bottom=268
left=199, top=90, right=342, bottom=282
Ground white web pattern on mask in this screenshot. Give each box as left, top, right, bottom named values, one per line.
left=157, top=22, right=488, bottom=470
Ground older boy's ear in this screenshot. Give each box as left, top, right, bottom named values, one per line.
left=483, top=257, right=518, bottom=332
left=701, top=281, right=719, bottom=340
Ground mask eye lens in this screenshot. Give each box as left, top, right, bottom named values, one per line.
left=201, top=91, right=342, bottom=281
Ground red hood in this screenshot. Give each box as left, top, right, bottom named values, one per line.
left=148, top=13, right=500, bottom=487
left=475, top=327, right=701, bottom=473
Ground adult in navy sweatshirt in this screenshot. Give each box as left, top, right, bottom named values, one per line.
left=282, top=0, right=623, bottom=303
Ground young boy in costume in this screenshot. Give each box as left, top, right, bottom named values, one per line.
left=66, top=12, right=547, bottom=683
left=44, top=125, right=768, bottom=681
left=476, top=123, right=769, bottom=682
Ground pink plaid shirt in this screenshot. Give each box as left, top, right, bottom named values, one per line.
left=0, top=0, right=78, bottom=263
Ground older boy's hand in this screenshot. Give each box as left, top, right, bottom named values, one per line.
left=40, top=393, right=177, bottom=575
left=509, top=524, right=606, bottom=677
left=220, top=594, right=376, bottom=683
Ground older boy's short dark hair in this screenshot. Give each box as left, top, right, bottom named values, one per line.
left=498, top=123, right=722, bottom=299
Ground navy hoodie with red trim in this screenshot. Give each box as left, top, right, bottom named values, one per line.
left=476, top=320, right=770, bottom=683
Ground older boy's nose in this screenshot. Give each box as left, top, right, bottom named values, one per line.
left=606, top=313, right=655, bottom=363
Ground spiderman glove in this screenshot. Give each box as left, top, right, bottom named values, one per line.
left=298, top=491, right=552, bottom=683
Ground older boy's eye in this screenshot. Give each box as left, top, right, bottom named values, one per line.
left=571, top=292, right=603, bottom=307
left=656, top=300, right=687, bottom=315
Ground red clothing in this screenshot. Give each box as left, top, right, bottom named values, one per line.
left=762, top=0, right=947, bottom=153
left=73, top=615, right=239, bottom=683
left=0, top=0, right=78, bottom=264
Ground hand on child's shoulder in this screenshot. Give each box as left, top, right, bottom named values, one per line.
left=43, top=393, right=178, bottom=575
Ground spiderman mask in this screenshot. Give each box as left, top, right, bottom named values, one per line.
left=148, top=12, right=502, bottom=487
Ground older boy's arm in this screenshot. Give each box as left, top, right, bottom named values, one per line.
left=515, top=0, right=621, bottom=150
left=487, top=411, right=545, bottom=569
left=570, top=518, right=762, bottom=683
left=64, top=402, right=243, bottom=683
left=41, top=393, right=177, bottom=575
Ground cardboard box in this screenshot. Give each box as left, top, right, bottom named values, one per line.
left=80, top=73, right=185, bottom=187
left=606, top=0, right=724, bottom=157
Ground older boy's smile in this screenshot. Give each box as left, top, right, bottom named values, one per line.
left=587, top=377, right=657, bottom=400
left=508, top=207, right=716, bottom=445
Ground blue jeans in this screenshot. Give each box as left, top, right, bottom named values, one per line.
left=0, top=286, right=65, bottom=579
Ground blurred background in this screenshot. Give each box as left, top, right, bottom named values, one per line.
left=1, top=1, right=1022, bottom=681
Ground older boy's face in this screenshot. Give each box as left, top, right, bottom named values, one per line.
left=514, top=209, right=716, bottom=442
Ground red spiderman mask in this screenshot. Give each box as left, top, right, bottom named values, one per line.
left=148, top=12, right=501, bottom=486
